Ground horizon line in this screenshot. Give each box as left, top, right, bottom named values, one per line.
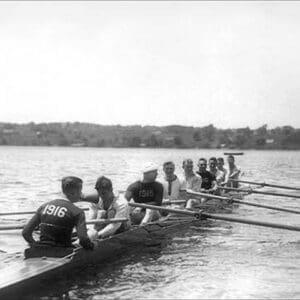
left=0, top=121, right=296, bottom=131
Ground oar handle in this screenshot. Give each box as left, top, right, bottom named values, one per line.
left=162, top=200, right=187, bottom=205
left=86, top=218, right=128, bottom=225
left=129, top=202, right=201, bottom=218
left=186, top=189, right=231, bottom=201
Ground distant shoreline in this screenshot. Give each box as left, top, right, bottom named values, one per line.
left=0, top=122, right=299, bottom=150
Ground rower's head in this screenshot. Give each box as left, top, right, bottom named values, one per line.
left=209, top=157, right=217, bottom=171
left=227, top=155, right=235, bottom=166
left=182, top=159, right=194, bottom=173
left=142, top=163, right=158, bottom=182
left=197, top=158, right=207, bottom=172
left=61, top=176, right=83, bottom=202
left=95, top=176, right=113, bottom=198
left=217, top=157, right=224, bottom=169
left=163, top=161, right=175, bottom=177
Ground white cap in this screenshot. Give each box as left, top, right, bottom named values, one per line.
left=142, top=162, right=159, bottom=173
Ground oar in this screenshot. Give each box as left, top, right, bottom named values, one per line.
left=232, top=179, right=300, bottom=191
left=219, top=186, right=300, bottom=199
left=0, top=207, right=92, bottom=217
left=0, top=211, right=38, bottom=216
left=186, top=190, right=300, bottom=214
left=129, top=203, right=300, bottom=232
left=0, top=201, right=184, bottom=218
left=0, top=218, right=128, bottom=231
left=162, top=200, right=186, bottom=205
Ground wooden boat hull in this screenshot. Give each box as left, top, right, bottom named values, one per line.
left=0, top=217, right=201, bottom=298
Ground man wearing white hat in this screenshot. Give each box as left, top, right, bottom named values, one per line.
left=125, top=162, right=163, bottom=225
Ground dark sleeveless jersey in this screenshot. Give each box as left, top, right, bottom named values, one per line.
left=196, top=170, right=216, bottom=190
left=36, top=199, right=87, bottom=247
left=126, top=181, right=163, bottom=206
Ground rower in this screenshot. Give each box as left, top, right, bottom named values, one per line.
left=196, top=158, right=218, bottom=193
left=181, top=159, right=202, bottom=192
left=182, top=158, right=204, bottom=210
left=217, top=157, right=228, bottom=180
left=160, top=161, right=185, bottom=200
left=225, top=155, right=241, bottom=188
left=82, top=176, right=131, bottom=240
left=125, top=163, right=163, bottom=225
left=22, top=176, right=94, bottom=258
left=209, top=157, right=225, bottom=185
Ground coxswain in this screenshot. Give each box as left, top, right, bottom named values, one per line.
left=125, top=163, right=163, bottom=225
left=22, top=176, right=94, bottom=258
left=225, top=155, right=241, bottom=188
left=82, top=176, right=131, bottom=240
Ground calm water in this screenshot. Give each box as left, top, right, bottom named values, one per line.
left=0, top=146, right=299, bottom=299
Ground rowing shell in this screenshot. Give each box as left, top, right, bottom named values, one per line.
left=0, top=192, right=246, bottom=298
left=0, top=216, right=202, bottom=299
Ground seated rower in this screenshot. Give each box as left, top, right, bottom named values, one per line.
left=125, top=163, right=163, bottom=225
left=160, top=161, right=186, bottom=201
left=159, top=160, right=186, bottom=215
left=225, top=155, right=241, bottom=188
left=196, top=158, right=218, bottom=194
left=208, top=157, right=225, bottom=186
left=186, top=158, right=218, bottom=210
left=22, top=176, right=94, bottom=258
left=182, top=159, right=203, bottom=210
left=82, top=176, right=131, bottom=240
left=181, top=158, right=202, bottom=192
left=217, top=157, right=228, bottom=181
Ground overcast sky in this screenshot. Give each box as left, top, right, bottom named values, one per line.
left=0, top=1, right=300, bottom=129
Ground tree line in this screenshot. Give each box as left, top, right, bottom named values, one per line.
left=0, top=122, right=299, bottom=150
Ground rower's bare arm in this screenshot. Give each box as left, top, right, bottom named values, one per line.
left=211, top=180, right=218, bottom=191
left=98, top=203, right=129, bottom=238
left=229, top=169, right=241, bottom=178
left=80, top=193, right=99, bottom=204
left=22, top=214, right=40, bottom=245
left=141, top=209, right=155, bottom=225
left=179, top=189, right=187, bottom=200
left=76, top=212, right=94, bottom=250
left=124, top=190, right=132, bottom=201
left=154, top=185, right=163, bottom=206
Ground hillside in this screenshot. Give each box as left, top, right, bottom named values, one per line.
left=0, top=122, right=299, bottom=150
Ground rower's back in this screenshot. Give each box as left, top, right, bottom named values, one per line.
left=38, top=199, right=84, bottom=247
left=23, top=176, right=94, bottom=258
